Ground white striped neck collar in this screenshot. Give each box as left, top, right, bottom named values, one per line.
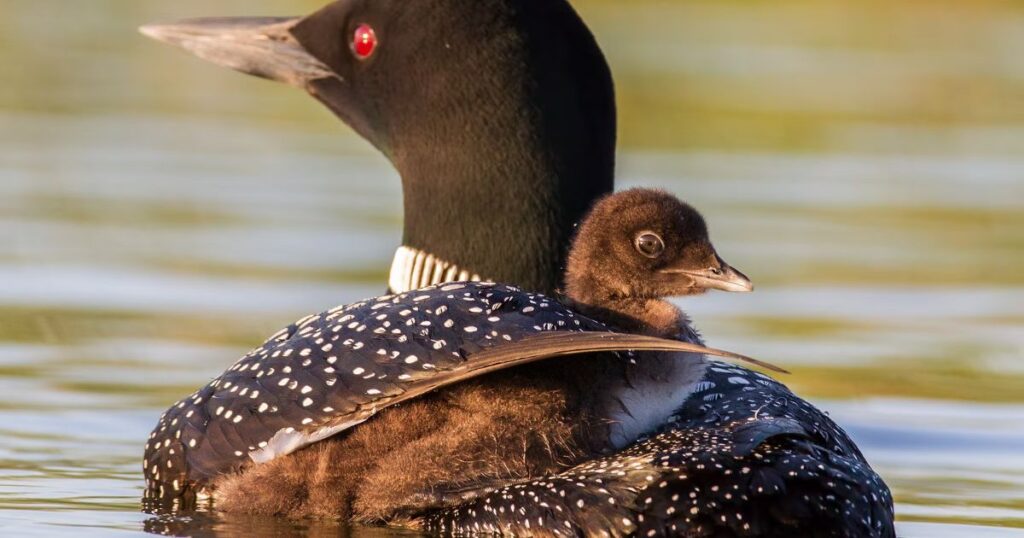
left=388, top=246, right=484, bottom=293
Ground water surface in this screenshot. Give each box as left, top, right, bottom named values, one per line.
left=1, top=0, right=1022, bottom=535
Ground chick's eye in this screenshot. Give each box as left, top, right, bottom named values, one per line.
left=634, top=232, right=665, bottom=258
left=352, top=23, right=378, bottom=59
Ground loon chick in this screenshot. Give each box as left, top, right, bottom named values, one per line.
left=142, top=189, right=773, bottom=523
left=140, top=0, right=616, bottom=296
left=565, top=188, right=752, bottom=339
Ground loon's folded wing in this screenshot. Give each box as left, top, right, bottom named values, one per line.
left=142, top=282, right=778, bottom=507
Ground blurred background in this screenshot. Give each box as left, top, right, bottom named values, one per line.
left=1, top=0, right=1022, bottom=536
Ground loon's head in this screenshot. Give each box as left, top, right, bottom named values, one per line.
left=140, top=0, right=616, bottom=295
left=566, top=188, right=753, bottom=306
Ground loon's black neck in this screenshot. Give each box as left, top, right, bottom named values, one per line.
left=397, top=114, right=613, bottom=294
left=385, top=0, right=616, bottom=294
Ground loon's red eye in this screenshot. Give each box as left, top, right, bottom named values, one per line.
left=352, top=24, right=378, bottom=59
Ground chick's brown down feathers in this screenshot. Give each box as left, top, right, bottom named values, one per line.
left=212, top=371, right=594, bottom=522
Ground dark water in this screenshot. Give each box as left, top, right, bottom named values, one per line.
left=1, top=0, right=1023, bottom=536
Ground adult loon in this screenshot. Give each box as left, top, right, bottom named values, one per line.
left=140, top=0, right=895, bottom=535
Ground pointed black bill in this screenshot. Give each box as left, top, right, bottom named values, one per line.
left=139, top=17, right=333, bottom=88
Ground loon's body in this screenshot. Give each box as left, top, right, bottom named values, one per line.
left=142, top=285, right=760, bottom=519
left=143, top=190, right=777, bottom=525
left=141, top=0, right=895, bottom=534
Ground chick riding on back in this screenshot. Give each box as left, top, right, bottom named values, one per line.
left=143, top=189, right=773, bottom=528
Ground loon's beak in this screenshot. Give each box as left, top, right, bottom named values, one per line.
left=661, top=256, right=754, bottom=293
left=139, top=17, right=332, bottom=88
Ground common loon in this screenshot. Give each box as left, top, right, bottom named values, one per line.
left=140, top=0, right=895, bottom=535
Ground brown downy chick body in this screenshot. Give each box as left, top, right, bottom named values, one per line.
left=211, top=188, right=752, bottom=523
left=213, top=372, right=589, bottom=522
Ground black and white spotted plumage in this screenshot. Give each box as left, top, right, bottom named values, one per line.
left=142, top=282, right=747, bottom=508
left=425, top=363, right=895, bottom=537
left=143, top=281, right=892, bottom=536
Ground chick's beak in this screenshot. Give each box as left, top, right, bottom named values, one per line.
left=661, top=255, right=754, bottom=293
left=139, top=17, right=332, bottom=88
